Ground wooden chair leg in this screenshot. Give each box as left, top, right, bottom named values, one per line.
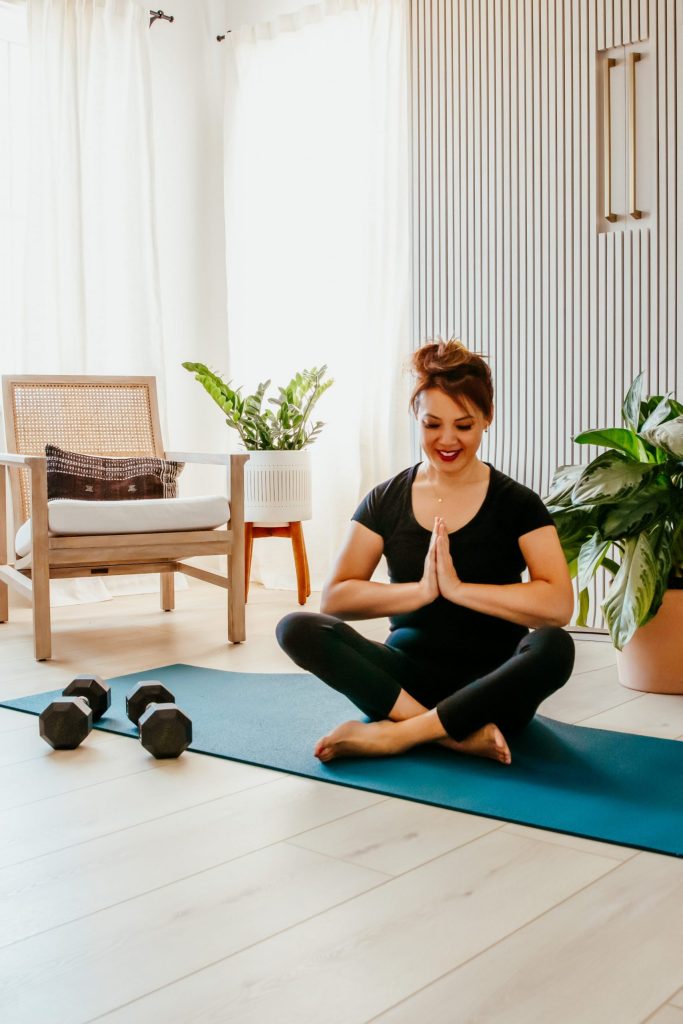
left=32, top=566, right=52, bottom=661
left=0, top=468, right=7, bottom=622
left=161, top=572, right=175, bottom=611
left=30, top=459, right=51, bottom=660
left=290, top=522, right=309, bottom=606
left=228, top=538, right=247, bottom=645
left=244, top=522, right=254, bottom=601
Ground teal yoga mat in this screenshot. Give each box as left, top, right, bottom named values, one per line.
left=3, top=663, right=683, bottom=857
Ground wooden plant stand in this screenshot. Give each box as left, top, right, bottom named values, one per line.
left=244, top=522, right=311, bottom=606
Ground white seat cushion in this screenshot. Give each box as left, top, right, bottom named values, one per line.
left=15, top=496, right=230, bottom=557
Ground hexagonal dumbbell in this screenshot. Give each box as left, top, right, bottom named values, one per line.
left=125, top=682, right=192, bottom=759
left=125, top=681, right=176, bottom=726
left=39, top=696, right=93, bottom=750
left=62, top=674, right=111, bottom=722
left=138, top=703, right=193, bottom=760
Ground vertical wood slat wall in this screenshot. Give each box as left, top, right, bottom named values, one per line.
left=410, top=0, right=682, bottom=628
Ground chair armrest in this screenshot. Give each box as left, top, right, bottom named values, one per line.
left=165, top=451, right=236, bottom=466
left=0, top=452, right=46, bottom=467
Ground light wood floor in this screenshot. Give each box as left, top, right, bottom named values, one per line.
left=1, top=584, right=682, bottom=1024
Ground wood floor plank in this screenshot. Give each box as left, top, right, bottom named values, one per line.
left=0, top=718, right=119, bottom=769
left=0, top=752, right=276, bottom=869
left=671, top=987, right=683, bottom=1009
left=288, top=797, right=503, bottom=874
left=539, top=663, right=640, bottom=724
left=645, top=1006, right=683, bottom=1024
left=0, top=732, right=162, bottom=812
left=94, top=830, right=619, bottom=1024
left=372, top=852, right=683, bottom=1024
left=577, top=694, right=683, bottom=739
left=570, top=639, right=619, bottom=674
left=499, top=822, right=636, bottom=862
left=1, top=842, right=390, bottom=1024
left=0, top=776, right=384, bottom=947
left=0, top=706, right=35, bottom=732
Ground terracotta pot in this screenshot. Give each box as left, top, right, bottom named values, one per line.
left=615, top=589, right=683, bottom=694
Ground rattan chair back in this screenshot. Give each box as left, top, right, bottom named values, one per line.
left=2, top=375, right=165, bottom=529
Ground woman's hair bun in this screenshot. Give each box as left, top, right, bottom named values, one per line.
left=409, top=339, right=493, bottom=419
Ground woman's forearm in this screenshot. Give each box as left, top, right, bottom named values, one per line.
left=445, top=579, right=572, bottom=628
left=320, top=579, right=427, bottom=621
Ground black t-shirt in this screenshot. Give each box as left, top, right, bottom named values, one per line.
left=351, top=462, right=555, bottom=679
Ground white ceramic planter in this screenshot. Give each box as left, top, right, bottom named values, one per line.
left=243, top=449, right=312, bottom=524
left=615, top=589, right=683, bottom=694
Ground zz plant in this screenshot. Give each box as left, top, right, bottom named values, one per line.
left=545, top=373, right=683, bottom=649
left=182, top=362, right=333, bottom=451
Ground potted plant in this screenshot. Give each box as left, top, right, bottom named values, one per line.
left=182, top=362, right=333, bottom=523
left=545, top=373, right=683, bottom=693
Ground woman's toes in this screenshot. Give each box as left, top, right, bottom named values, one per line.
left=313, top=736, right=330, bottom=760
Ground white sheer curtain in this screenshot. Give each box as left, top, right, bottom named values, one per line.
left=1, top=0, right=173, bottom=604
left=0, top=1, right=28, bottom=374
left=21, top=0, right=163, bottom=378
left=223, top=0, right=413, bottom=590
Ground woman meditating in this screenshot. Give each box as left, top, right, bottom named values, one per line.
left=276, top=340, right=575, bottom=766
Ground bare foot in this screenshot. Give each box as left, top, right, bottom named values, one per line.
left=439, top=723, right=512, bottom=765
left=314, top=720, right=406, bottom=762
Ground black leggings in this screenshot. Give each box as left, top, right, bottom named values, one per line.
left=276, top=613, right=575, bottom=741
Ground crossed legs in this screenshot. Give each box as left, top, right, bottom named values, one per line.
left=276, top=612, right=575, bottom=766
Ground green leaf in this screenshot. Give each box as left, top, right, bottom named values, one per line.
left=571, top=451, right=655, bottom=505
left=622, top=372, right=646, bottom=432
left=577, top=531, right=612, bottom=591
left=576, top=587, right=590, bottom=628
left=572, top=427, right=647, bottom=461
left=601, top=532, right=658, bottom=649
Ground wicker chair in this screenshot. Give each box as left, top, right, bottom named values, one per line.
left=0, top=375, right=248, bottom=661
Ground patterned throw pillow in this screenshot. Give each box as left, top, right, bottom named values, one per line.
left=45, top=444, right=184, bottom=501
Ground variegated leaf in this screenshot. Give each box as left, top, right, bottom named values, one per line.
left=577, top=531, right=612, bottom=591
left=639, top=394, right=675, bottom=434
left=599, top=488, right=666, bottom=540
left=601, top=532, right=658, bottom=649
left=544, top=464, right=584, bottom=506
left=571, top=451, right=654, bottom=505
left=622, top=372, right=646, bottom=432
left=640, top=416, right=683, bottom=459
left=618, top=372, right=647, bottom=432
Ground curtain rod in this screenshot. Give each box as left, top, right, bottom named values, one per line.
left=149, top=9, right=173, bottom=27
left=148, top=10, right=229, bottom=40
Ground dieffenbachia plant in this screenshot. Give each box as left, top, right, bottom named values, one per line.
left=545, top=373, right=683, bottom=649
left=182, top=362, right=333, bottom=451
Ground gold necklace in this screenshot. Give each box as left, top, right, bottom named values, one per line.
left=424, top=467, right=445, bottom=504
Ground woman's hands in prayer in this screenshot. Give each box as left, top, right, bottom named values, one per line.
left=419, top=516, right=463, bottom=606
left=418, top=518, right=440, bottom=604
left=435, top=516, right=463, bottom=603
